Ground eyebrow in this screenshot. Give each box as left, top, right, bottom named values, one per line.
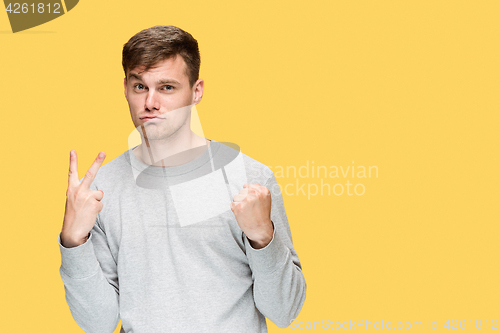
left=128, top=73, right=181, bottom=85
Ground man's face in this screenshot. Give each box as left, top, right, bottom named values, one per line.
left=124, top=55, right=204, bottom=141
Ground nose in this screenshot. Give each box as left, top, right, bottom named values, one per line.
left=144, top=90, right=161, bottom=111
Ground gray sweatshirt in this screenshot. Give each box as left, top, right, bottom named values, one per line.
left=58, top=139, right=306, bottom=333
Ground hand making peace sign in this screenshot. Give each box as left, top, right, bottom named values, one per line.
left=60, top=150, right=106, bottom=248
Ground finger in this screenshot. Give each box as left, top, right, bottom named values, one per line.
left=233, top=193, right=248, bottom=202
left=81, top=152, right=106, bottom=189
left=68, top=150, right=79, bottom=187
left=246, top=184, right=263, bottom=194
left=97, top=201, right=104, bottom=213
left=233, top=188, right=249, bottom=201
left=91, top=189, right=104, bottom=201
left=230, top=201, right=240, bottom=211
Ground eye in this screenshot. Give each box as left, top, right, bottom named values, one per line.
left=162, top=85, right=174, bottom=91
left=134, top=84, right=145, bottom=91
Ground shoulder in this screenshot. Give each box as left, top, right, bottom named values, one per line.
left=213, top=141, right=274, bottom=185
left=86, top=149, right=132, bottom=190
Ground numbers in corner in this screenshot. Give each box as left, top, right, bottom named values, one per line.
left=5, top=2, right=61, bottom=14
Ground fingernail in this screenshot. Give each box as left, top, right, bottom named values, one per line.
left=99, top=153, right=104, bottom=158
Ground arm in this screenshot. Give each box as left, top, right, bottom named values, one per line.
left=243, top=173, right=307, bottom=328
left=58, top=183, right=120, bottom=333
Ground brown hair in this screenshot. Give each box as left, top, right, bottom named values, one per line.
left=122, top=25, right=201, bottom=88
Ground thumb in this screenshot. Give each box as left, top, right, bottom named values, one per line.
left=95, top=190, right=104, bottom=201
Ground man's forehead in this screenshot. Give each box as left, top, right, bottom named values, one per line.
left=127, top=72, right=182, bottom=86
left=128, top=56, right=187, bottom=79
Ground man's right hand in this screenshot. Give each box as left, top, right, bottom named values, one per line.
left=60, top=150, right=106, bottom=248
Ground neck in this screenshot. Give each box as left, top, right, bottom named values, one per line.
left=133, top=129, right=210, bottom=167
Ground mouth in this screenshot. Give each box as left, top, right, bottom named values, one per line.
left=140, top=117, right=164, bottom=122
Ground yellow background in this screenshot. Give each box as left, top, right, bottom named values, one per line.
left=1, top=1, right=499, bottom=331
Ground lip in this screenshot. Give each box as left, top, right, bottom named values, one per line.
left=140, top=117, right=164, bottom=122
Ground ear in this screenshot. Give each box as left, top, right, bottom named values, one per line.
left=193, top=79, right=204, bottom=105
left=124, top=77, right=128, bottom=98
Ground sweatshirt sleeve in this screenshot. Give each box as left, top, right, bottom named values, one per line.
left=58, top=183, right=120, bottom=333
left=243, top=172, right=307, bottom=328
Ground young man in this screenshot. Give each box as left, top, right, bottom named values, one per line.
left=58, top=25, right=306, bottom=333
